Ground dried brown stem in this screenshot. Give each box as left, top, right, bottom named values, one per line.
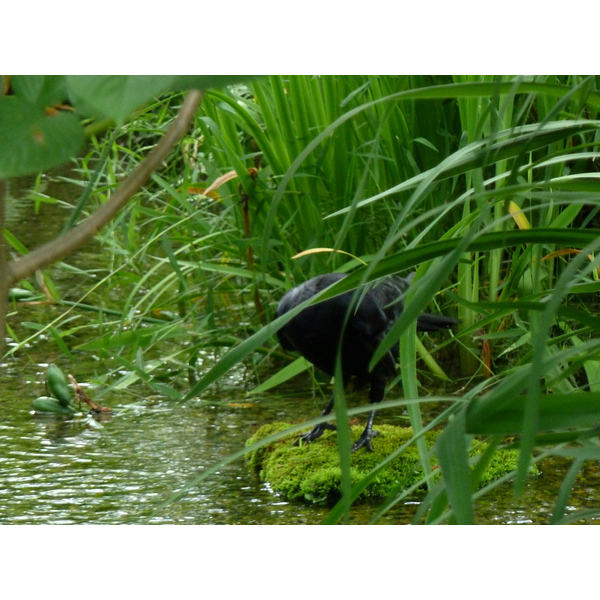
left=68, top=374, right=112, bottom=413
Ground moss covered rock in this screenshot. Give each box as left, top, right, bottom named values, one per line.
left=246, top=422, right=526, bottom=504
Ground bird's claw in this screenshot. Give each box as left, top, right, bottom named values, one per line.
left=293, top=422, right=380, bottom=452
left=293, top=422, right=336, bottom=447
left=351, top=428, right=379, bottom=452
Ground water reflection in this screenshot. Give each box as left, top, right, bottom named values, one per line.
left=0, top=377, right=599, bottom=525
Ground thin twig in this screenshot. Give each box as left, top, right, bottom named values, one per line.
left=68, top=374, right=112, bottom=413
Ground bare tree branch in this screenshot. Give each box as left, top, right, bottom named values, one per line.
left=6, top=89, right=204, bottom=288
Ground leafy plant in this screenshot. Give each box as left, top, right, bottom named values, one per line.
left=0, top=75, right=251, bottom=356
left=6, top=75, right=600, bottom=524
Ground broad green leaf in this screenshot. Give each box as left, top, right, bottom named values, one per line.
left=11, top=75, right=68, bottom=107
left=0, top=96, right=85, bottom=178
left=66, top=75, right=255, bottom=124
left=66, top=75, right=179, bottom=123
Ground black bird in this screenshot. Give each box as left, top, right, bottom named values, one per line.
left=275, top=273, right=458, bottom=451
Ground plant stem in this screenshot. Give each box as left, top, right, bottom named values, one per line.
left=6, top=90, right=204, bottom=288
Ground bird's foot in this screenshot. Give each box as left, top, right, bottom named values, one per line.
left=351, top=428, right=379, bottom=452
left=293, top=422, right=336, bottom=447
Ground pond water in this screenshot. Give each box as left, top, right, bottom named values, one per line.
left=3, top=357, right=600, bottom=525
left=3, top=173, right=600, bottom=525
left=0, top=368, right=330, bottom=525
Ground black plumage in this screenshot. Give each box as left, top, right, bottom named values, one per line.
left=275, top=272, right=458, bottom=451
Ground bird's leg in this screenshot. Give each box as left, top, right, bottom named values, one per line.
left=351, top=408, right=379, bottom=452
left=293, top=395, right=336, bottom=446
left=352, top=376, right=386, bottom=452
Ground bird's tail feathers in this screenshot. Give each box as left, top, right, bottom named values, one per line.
left=416, top=313, right=459, bottom=332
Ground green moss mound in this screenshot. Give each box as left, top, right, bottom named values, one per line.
left=246, top=422, right=525, bottom=504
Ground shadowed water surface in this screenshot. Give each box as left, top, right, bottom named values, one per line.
left=0, top=377, right=331, bottom=524
left=2, top=368, right=600, bottom=525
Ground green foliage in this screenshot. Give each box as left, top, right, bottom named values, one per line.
left=32, top=396, right=77, bottom=415
left=46, top=363, right=72, bottom=405
left=246, top=422, right=525, bottom=505
left=7, top=74, right=600, bottom=524
left=0, top=94, right=85, bottom=178
left=0, top=75, right=252, bottom=178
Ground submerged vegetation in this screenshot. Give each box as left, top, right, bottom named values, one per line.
left=4, top=75, right=600, bottom=524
